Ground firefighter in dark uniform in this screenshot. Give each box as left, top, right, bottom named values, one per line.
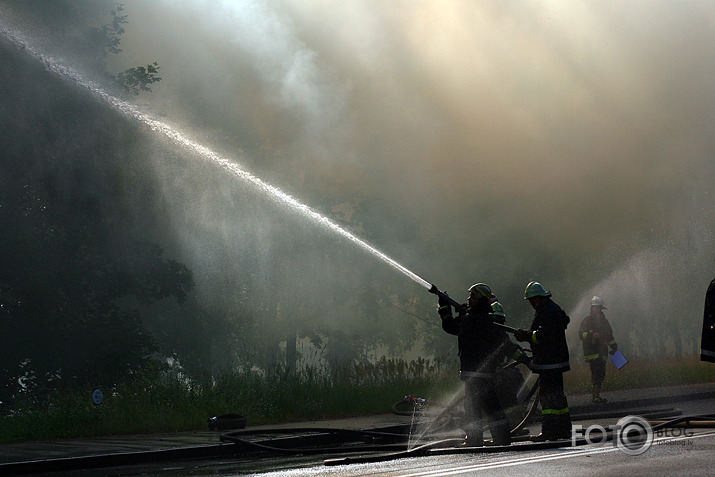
left=438, top=283, right=527, bottom=446
left=514, top=281, right=572, bottom=441
left=701, top=269, right=715, bottom=363
left=579, top=296, right=618, bottom=403
left=491, top=301, right=530, bottom=430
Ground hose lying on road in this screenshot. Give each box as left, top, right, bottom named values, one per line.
left=217, top=404, right=695, bottom=466
left=323, top=414, right=715, bottom=466
left=3, top=413, right=710, bottom=474
left=219, top=427, right=413, bottom=455
left=650, top=415, right=715, bottom=431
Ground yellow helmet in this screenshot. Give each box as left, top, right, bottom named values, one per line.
left=524, top=281, right=551, bottom=299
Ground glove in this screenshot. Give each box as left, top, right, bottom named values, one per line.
left=438, top=293, right=452, bottom=316
left=609, top=344, right=618, bottom=355
left=514, top=328, right=531, bottom=342
left=516, top=352, right=531, bottom=366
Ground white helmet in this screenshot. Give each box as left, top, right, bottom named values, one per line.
left=590, top=296, right=607, bottom=309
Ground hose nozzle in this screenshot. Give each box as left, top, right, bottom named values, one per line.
left=428, top=284, right=463, bottom=311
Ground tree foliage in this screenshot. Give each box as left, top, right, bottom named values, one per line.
left=90, top=3, right=127, bottom=57
left=96, top=4, right=162, bottom=95
left=0, top=40, right=191, bottom=409
left=111, top=62, right=162, bottom=95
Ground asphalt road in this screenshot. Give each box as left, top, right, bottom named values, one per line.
left=2, top=384, right=714, bottom=476
left=110, top=396, right=715, bottom=477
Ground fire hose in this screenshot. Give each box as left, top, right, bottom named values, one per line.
left=428, top=284, right=519, bottom=333
left=323, top=413, right=715, bottom=466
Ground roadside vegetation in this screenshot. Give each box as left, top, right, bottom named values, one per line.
left=1, top=354, right=712, bottom=443
left=0, top=356, right=457, bottom=442
left=564, top=354, right=715, bottom=395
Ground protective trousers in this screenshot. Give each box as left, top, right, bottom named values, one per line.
left=463, top=376, right=511, bottom=445
left=588, top=356, right=607, bottom=387
left=538, top=370, right=571, bottom=439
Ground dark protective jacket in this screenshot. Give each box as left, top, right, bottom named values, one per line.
left=441, top=301, right=522, bottom=379
left=527, top=298, right=571, bottom=373
left=701, top=278, right=715, bottom=363
left=578, top=311, right=617, bottom=362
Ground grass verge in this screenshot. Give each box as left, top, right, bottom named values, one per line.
left=0, top=356, right=456, bottom=442
left=565, top=354, right=715, bottom=395
left=1, top=354, right=712, bottom=442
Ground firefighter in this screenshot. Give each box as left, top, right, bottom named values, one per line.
left=438, top=283, right=527, bottom=446
left=579, top=296, right=618, bottom=402
left=514, top=281, right=572, bottom=441
left=491, top=301, right=530, bottom=432
left=701, top=265, right=715, bottom=363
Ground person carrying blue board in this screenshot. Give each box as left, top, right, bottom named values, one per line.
left=578, top=296, right=618, bottom=403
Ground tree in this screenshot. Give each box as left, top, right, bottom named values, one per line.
left=92, top=4, right=162, bottom=95
left=0, top=171, right=194, bottom=407
left=3, top=2, right=162, bottom=95
left=111, top=62, right=161, bottom=95
left=0, top=39, right=191, bottom=408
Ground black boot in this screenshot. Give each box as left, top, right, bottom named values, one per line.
left=489, top=422, right=512, bottom=446
left=531, top=414, right=570, bottom=441
left=557, top=413, right=573, bottom=439
left=463, top=431, right=484, bottom=447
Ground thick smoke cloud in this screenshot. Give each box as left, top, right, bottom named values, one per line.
left=3, top=0, right=714, bottom=359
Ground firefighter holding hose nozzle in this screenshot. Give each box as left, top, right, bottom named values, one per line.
left=513, top=281, right=572, bottom=441
left=437, top=283, right=529, bottom=447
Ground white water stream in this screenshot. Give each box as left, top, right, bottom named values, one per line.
left=0, top=25, right=433, bottom=292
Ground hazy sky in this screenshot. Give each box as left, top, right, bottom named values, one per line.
left=3, top=0, right=714, bottom=352
left=119, top=2, right=714, bottom=281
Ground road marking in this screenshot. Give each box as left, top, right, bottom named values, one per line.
left=397, top=430, right=715, bottom=477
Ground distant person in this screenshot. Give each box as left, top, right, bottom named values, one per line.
left=578, top=296, right=618, bottom=403
left=701, top=264, right=715, bottom=363
left=514, top=281, right=572, bottom=441
left=438, top=283, right=526, bottom=447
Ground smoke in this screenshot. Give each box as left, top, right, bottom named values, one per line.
left=2, top=0, right=715, bottom=361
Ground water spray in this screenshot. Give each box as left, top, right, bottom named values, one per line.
left=0, top=26, right=522, bottom=331
left=0, top=26, right=439, bottom=292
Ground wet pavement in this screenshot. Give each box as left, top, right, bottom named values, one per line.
left=1, top=382, right=713, bottom=474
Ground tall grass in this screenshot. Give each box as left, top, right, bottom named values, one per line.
left=1, top=354, right=711, bottom=443
left=564, top=354, right=715, bottom=395
left=0, top=356, right=457, bottom=442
